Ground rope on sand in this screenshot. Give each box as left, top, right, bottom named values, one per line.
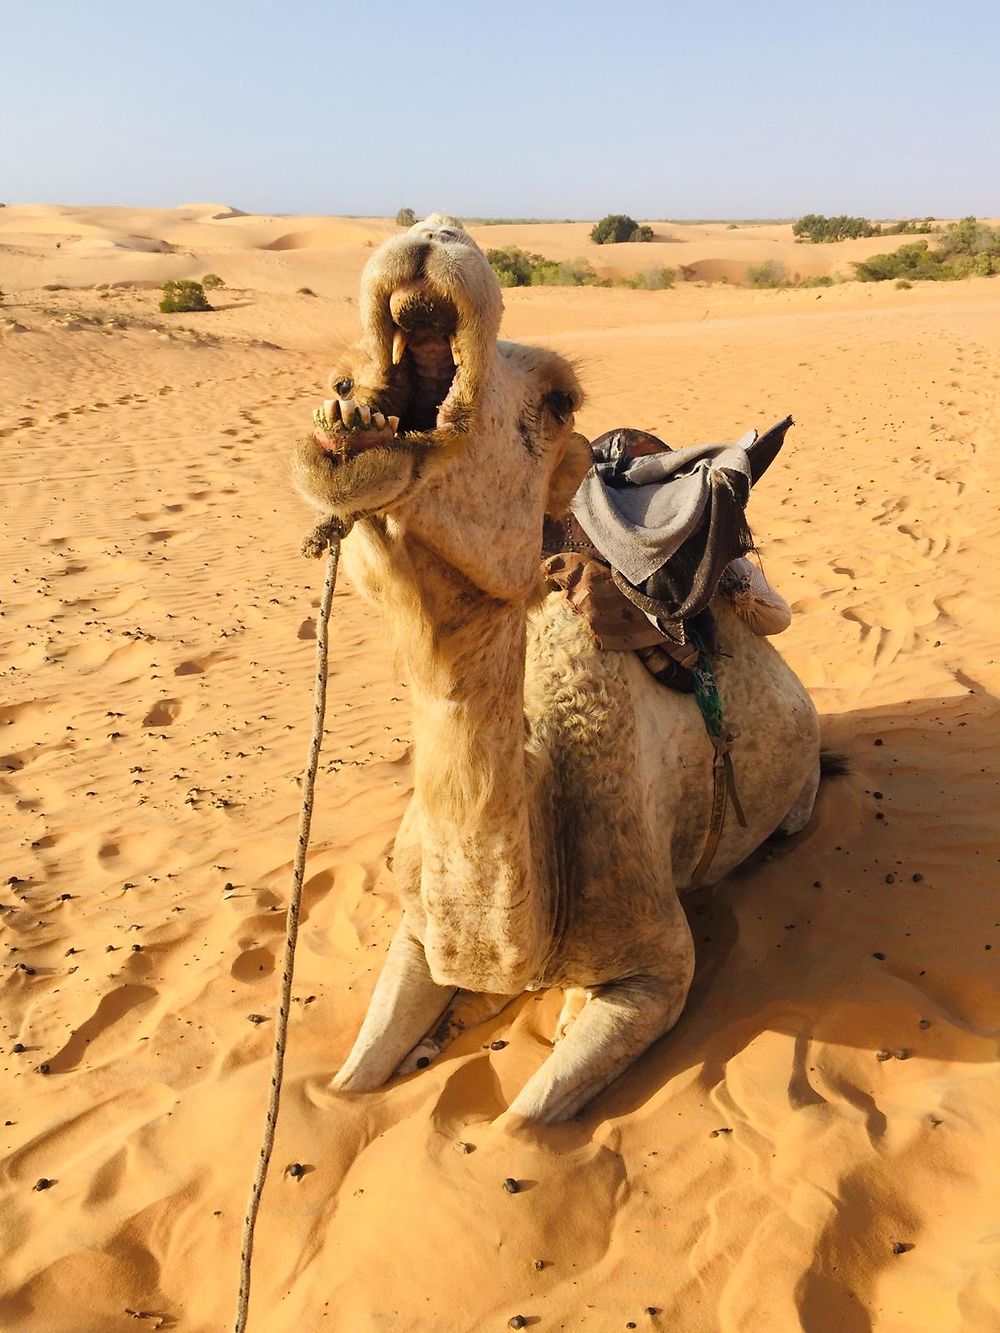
left=233, top=514, right=352, bottom=1333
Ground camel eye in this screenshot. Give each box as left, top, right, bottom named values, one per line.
left=544, top=389, right=574, bottom=423
left=334, top=377, right=354, bottom=397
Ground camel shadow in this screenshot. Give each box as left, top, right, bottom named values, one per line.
left=577, top=686, right=1000, bottom=1126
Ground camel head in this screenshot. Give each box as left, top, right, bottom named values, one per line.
left=292, top=215, right=590, bottom=548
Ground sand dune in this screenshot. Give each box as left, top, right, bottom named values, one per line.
left=2, top=207, right=999, bottom=1332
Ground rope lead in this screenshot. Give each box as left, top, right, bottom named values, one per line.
left=234, top=515, right=352, bottom=1333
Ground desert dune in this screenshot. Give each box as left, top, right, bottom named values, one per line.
left=1, top=206, right=998, bottom=1331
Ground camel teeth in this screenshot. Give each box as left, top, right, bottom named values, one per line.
left=340, top=398, right=357, bottom=427
left=372, top=411, right=386, bottom=429
left=356, top=403, right=371, bottom=426
left=392, top=328, right=408, bottom=366
left=387, top=415, right=400, bottom=435
left=450, top=336, right=462, bottom=367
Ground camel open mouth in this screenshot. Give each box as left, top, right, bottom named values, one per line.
left=388, top=280, right=461, bottom=434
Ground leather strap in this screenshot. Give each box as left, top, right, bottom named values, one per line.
left=688, top=731, right=748, bottom=889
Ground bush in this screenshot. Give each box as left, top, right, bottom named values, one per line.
left=487, top=247, right=599, bottom=287
left=620, top=266, right=675, bottom=290
left=202, top=273, right=225, bottom=290
left=799, top=274, right=836, bottom=287
left=746, top=260, right=788, bottom=288
left=591, top=214, right=653, bottom=245
left=159, top=280, right=212, bottom=313
left=896, top=279, right=913, bottom=290
left=853, top=222, right=1000, bottom=282
left=396, top=207, right=416, bottom=227
left=793, top=214, right=878, bottom=243
left=297, top=286, right=316, bottom=296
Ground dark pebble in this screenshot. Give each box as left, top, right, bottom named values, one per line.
left=247, top=1014, right=266, bottom=1024
left=646, top=1310, right=660, bottom=1317
left=876, top=1050, right=892, bottom=1062
left=131, top=944, right=142, bottom=952
left=34, top=1178, right=52, bottom=1191
left=38, top=1063, right=50, bottom=1075
left=874, top=738, right=884, bottom=746
left=875, top=812, right=885, bottom=820
left=12, top=1043, right=25, bottom=1054
left=919, top=1019, right=931, bottom=1030
left=509, top=1318, right=527, bottom=1330
left=490, top=1040, right=509, bottom=1051
left=59, top=894, right=72, bottom=901
left=895, top=1049, right=910, bottom=1060
left=224, top=881, right=235, bottom=891
left=533, top=1259, right=546, bottom=1271
left=885, top=874, right=895, bottom=885
left=454, top=1141, right=473, bottom=1154
left=628, top=1325, right=638, bottom=1330
left=812, top=881, right=822, bottom=889
left=873, top=952, right=886, bottom=960
left=287, top=1163, right=305, bottom=1178
left=891, top=1241, right=913, bottom=1254
left=503, top=1177, right=521, bottom=1194
left=873, top=791, right=883, bottom=800
left=912, top=873, right=924, bottom=883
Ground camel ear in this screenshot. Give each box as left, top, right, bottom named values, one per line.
left=545, top=431, right=592, bottom=518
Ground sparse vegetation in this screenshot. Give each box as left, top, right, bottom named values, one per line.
left=896, top=279, right=913, bottom=290
left=854, top=217, right=1000, bottom=282
left=794, top=213, right=939, bottom=243
left=202, top=273, right=225, bottom=290
left=793, top=214, right=879, bottom=242
left=486, top=247, right=597, bottom=287
left=590, top=214, right=654, bottom=245
left=396, top=207, right=417, bottom=227
left=297, top=286, right=316, bottom=296
left=620, top=266, right=675, bottom=290
left=746, top=260, right=788, bottom=288
left=159, top=280, right=212, bottom=313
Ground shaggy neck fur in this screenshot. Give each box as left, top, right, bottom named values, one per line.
left=344, top=353, right=559, bottom=993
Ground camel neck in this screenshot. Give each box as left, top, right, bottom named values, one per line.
left=399, top=554, right=547, bottom=992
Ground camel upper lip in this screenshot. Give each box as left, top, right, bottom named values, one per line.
left=386, top=280, right=461, bottom=433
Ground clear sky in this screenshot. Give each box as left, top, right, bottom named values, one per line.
left=5, top=0, right=998, bottom=219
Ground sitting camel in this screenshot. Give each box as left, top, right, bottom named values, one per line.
left=291, top=215, right=820, bottom=1123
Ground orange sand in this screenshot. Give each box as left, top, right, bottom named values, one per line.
left=2, top=207, right=999, bottom=1332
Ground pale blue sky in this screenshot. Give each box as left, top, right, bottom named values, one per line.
left=5, top=0, right=998, bottom=218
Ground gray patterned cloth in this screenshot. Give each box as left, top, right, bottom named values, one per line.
left=570, top=433, right=756, bottom=586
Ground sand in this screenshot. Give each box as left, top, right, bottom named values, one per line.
left=2, top=206, right=999, bottom=1332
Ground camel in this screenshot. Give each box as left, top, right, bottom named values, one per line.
left=290, top=215, right=820, bottom=1123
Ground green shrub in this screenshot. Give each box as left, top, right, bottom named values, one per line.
left=799, top=274, right=836, bottom=287
left=202, top=273, right=225, bottom=290
left=746, top=260, right=788, bottom=288
left=159, top=280, right=212, bottom=313
left=620, top=266, right=675, bottom=290
left=487, top=247, right=598, bottom=287
left=396, top=207, right=417, bottom=227
left=853, top=223, right=1000, bottom=282
left=591, top=214, right=653, bottom=244
left=793, top=214, right=878, bottom=243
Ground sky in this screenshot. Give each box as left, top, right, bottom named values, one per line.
left=4, top=0, right=999, bottom=219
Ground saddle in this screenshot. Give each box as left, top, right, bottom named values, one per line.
left=541, top=418, right=793, bottom=691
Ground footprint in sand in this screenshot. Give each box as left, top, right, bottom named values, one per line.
left=142, top=698, right=183, bottom=727
left=232, top=945, right=276, bottom=981
left=45, top=983, right=157, bottom=1073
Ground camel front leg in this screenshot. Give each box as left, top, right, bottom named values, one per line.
left=508, top=964, right=693, bottom=1124
left=396, top=990, right=517, bottom=1074
left=332, top=916, right=455, bottom=1093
